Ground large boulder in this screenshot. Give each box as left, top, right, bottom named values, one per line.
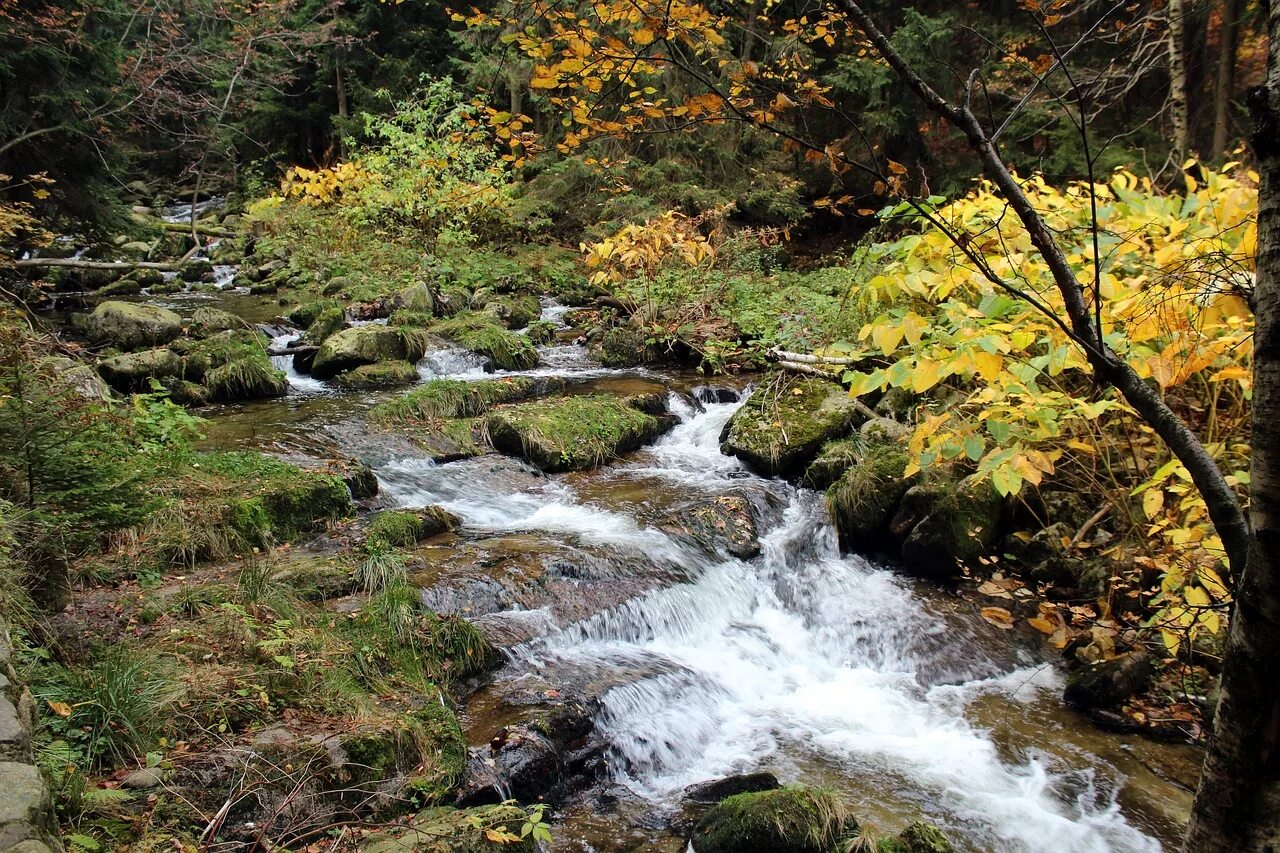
left=189, top=306, right=245, bottom=338
left=332, top=361, right=418, bottom=390
left=85, top=300, right=182, bottom=350
left=485, top=395, right=673, bottom=472
left=721, top=375, right=859, bottom=478
left=690, top=787, right=857, bottom=853
left=897, top=475, right=1002, bottom=580
left=312, top=326, right=426, bottom=379
left=825, top=438, right=917, bottom=553
left=97, top=347, right=184, bottom=392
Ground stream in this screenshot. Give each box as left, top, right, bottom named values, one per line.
left=185, top=292, right=1202, bottom=852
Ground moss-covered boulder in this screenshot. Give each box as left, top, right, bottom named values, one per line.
left=486, top=395, right=672, bottom=472
left=883, top=821, right=956, bottom=853
left=368, top=507, right=460, bottom=547
left=482, top=294, right=540, bottom=330
left=525, top=320, right=558, bottom=345
left=204, top=358, right=289, bottom=401
left=721, top=375, right=859, bottom=478
left=85, top=300, right=182, bottom=350
left=599, top=325, right=649, bottom=368
left=370, top=377, right=562, bottom=425
left=97, top=347, right=184, bottom=392
left=288, top=299, right=343, bottom=329
left=301, top=304, right=347, bottom=346
left=195, top=451, right=353, bottom=546
left=332, top=361, right=418, bottom=390
left=312, top=326, right=427, bottom=379
left=189, top=306, right=245, bottom=338
left=360, top=805, right=535, bottom=853
left=130, top=268, right=166, bottom=288
left=429, top=312, right=539, bottom=372
left=180, top=259, right=214, bottom=282
left=690, top=787, right=857, bottom=853
left=897, top=475, right=1002, bottom=580
left=825, top=439, right=917, bottom=553
left=96, top=277, right=142, bottom=296
left=338, top=703, right=467, bottom=796
left=802, top=437, right=864, bottom=491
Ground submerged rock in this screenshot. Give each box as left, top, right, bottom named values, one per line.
left=690, top=787, right=857, bottom=853
left=486, top=395, right=673, bottom=472
left=720, top=374, right=859, bottom=479
left=85, top=300, right=182, bottom=350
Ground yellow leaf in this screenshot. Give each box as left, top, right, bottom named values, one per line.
left=973, top=351, right=1002, bottom=382
left=633, top=27, right=655, bottom=45
left=1185, top=586, right=1211, bottom=607
left=871, top=323, right=904, bottom=356
left=911, top=359, right=942, bottom=392
left=1142, top=489, right=1164, bottom=520
left=47, top=700, right=73, bottom=718
left=981, top=607, right=1014, bottom=629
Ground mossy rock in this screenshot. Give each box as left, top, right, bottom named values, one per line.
left=130, top=268, right=166, bottom=288
left=369, top=377, right=563, bottom=425
left=180, top=260, right=214, bottom=282
left=204, top=358, right=288, bottom=401
left=189, top=306, right=245, bottom=338
left=525, top=320, right=558, bottom=345
left=288, top=299, right=342, bottom=329
left=825, top=440, right=916, bottom=553
left=270, top=554, right=358, bottom=601
left=171, top=329, right=269, bottom=379
left=690, top=787, right=857, bottom=853
left=312, top=326, right=427, bottom=379
left=482, top=294, right=540, bottom=330
left=192, top=451, right=353, bottom=545
left=899, top=475, right=1002, bottom=579
left=85, top=300, right=183, bottom=350
left=599, top=325, right=649, bottom=368
left=721, top=374, right=859, bottom=478
left=485, top=394, right=671, bottom=472
left=429, top=312, right=539, bottom=372
left=881, top=822, right=956, bottom=853
left=802, top=437, right=864, bottom=491
left=301, top=305, right=347, bottom=346
left=96, top=278, right=143, bottom=296
left=367, top=507, right=460, bottom=547
left=360, top=805, right=535, bottom=852
left=158, top=377, right=211, bottom=406
left=332, top=361, right=419, bottom=390
left=148, top=278, right=184, bottom=294
left=98, top=347, right=183, bottom=392
left=338, top=703, right=466, bottom=796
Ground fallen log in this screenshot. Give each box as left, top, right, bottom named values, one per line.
left=12, top=258, right=177, bottom=271
left=267, top=344, right=318, bottom=357
left=768, top=346, right=859, bottom=366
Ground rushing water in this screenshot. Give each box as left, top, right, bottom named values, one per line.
left=188, top=296, right=1196, bottom=851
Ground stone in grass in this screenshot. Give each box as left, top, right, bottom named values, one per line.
left=720, top=374, right=860, bottom=479
left=367, top=507, right=460, bottom=547
left=882, top=821, right=956, bottom=853
left=85, top=300, right=183, bottom=350
left=690, top=786, right=858, bottom=853
left=97, top=348, right=183, bottom=392
left=332, top=361, right=419, bottom=390
left=485, top=395, right=673, bottom=472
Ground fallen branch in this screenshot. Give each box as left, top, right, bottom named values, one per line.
left=268, top=344, right=317, bottom=357
left=1069, top=503, right=1111, bottom=550
left=768, top=346, right=860, bottom=366
left=12, top=257, right=177, bottom=271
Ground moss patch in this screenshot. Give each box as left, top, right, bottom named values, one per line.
left=429, top=312, right=539, bottom=371
left=485, top=394, right=670, bottom=472
left=825, top=440, right=915, bottom=552
left=332, top=360, right=418, bottom=390
left=721, top=373, right=858, bottom=478
left=368, top=508, right=459, bottom=547
left=691, top=787, right=857, bottom=853
left=369, top=377, right=561, bottom=425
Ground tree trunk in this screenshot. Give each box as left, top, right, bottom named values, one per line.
left=1211, top=0, right=1241, bottom=161
left=1170, top=0, right=1191, bottom=160
left=1183, top=4, right=1280, bottom=849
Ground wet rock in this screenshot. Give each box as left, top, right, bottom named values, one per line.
left=98, top=347, right=184, bottom=392
left=130, top=268, right=165, bottom=288
left=802, top=437, right=863, bottom=491
left=287, top=299, right=341, bottom=329
left=684, top=772, right=780, bottom=804
left=483, top=294, right=540, bottom=330
left=899, top=475, right=1002, bottom=580
left=190, top=306, right=245, bottom=338
left=486, top=395, right=673, bottom=472
left=95, top=278, right=142, bottom=297
left=1064, top=648, right=1157, bottom=710
left=456, top=700, right=603, bottom=807
left=693, top=386, right=740, bottom=405
left=720, top=374, right=859, bottom=479
left=360, top=805, right=535, bottom=852
left=332, top=361, right=419, bottom=390
left=301, top=305, right=347, bottom=346
left=525, top=320, right=558, bottom=345
left=120, top=767, right=165, bottom=790
left=312, top=326, right=426, bottom=379
left=665, top=495, right=761, bottom=559
left=85, top=300, right=182, bottom=350
left=689, top=787, right=857, bottom=853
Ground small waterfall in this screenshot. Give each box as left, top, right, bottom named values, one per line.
left=418, top=348, right=489, bottom=380
left=268, top=331, right=329, bottom=394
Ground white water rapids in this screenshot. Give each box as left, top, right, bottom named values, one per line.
left=375, top=383, right=1164, bottom=852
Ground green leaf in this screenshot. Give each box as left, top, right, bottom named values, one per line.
left=992, top=466, right=1023, bottom=497
left=964, top=433, right=985, bottom=461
